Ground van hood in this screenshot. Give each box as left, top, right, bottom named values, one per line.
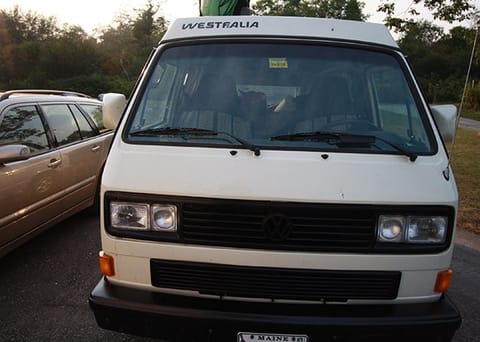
left=103, top=143, right=457, bottom=206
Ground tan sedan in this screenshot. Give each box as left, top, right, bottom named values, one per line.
left=0, top=90, right=113, bottom=257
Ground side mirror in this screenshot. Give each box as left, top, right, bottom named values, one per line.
left=102, top=93, right=126, bottom=130
left=0, top=145, right=31, bottom=165
left=430, top=104, right=457, bottom=143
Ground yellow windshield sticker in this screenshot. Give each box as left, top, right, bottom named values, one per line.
left=269, top=58, right=288, bottom=69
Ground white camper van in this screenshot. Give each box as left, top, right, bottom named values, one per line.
left=89, top=15, right=461, bottom=342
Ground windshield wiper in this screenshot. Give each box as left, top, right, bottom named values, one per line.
left=130, top=127, right=218, bottom=136
left=272, top=131, right=374, bottom=144
left=271, top=131, right=418, bottom=162
left=130, top=127, right=261, bottom=156
left=220, top=131, right=261, bottom=156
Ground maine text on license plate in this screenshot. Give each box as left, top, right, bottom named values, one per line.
left=237, top=332, right=308, bottom=342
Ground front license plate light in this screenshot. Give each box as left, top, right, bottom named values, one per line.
left=237, top=332, right=308, bottom=342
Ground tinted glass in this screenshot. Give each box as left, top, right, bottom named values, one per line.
left=80, top=104, right=104, bottom=130
left=126, top=43, right=433, bottom=155
left=69, top=105, right=96, bottom=139
left=42, top=104, right=81, bottom=146
left=0, top=106, right=50, bottom=154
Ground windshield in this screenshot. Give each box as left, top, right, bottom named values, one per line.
left=125, top=42, right=435, bottom=155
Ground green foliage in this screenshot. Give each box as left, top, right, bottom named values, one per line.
left=0, top=2, right=167, bottom=97
left=0, top=5, right=59, bottom=43
left=398, top=21, right=478, bottom=105
left=464, top=82, right=480, bottom=112
left=378, top=0, right=474, bottom=33
left=253, top=0, right=367, bottom=20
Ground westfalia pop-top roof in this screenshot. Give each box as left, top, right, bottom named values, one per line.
left=162, top=16, right=399, bottom=49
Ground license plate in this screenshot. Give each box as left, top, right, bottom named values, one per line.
left=237, top=332, right=309, bottom=342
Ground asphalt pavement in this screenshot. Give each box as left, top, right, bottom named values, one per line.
left=455, top=227, right=480, bottom=251
left=458, top=117, right=480, bottom=131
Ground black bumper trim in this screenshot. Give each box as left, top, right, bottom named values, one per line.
left=89, top=277, right=461, bottom=341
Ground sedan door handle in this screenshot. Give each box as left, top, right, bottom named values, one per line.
left=48, top=158, right=62, bottom=168
left=91, top=145, right=101, bottom=152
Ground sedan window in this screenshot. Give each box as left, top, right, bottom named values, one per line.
left=42, top=104, right=81, bottom=146
left=0, top=105, right=50, bottom=154
left=80, top=104, right=104, bottom=131
left=69, top=105, right=97, bottom=139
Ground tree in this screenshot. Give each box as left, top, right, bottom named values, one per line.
left=0, top=6, right=59, bottom=43
left=398, top=22, right=478, bottom=103
left=97, top=0, right=167, bottom=84
left=378, top=0, right=475, bottom=33
left=0, top=6, right=105, bottom=90
left=253, top=0, right=367, bottom=21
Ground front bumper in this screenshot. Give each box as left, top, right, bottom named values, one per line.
left=89, top=277, right=461, bottom=341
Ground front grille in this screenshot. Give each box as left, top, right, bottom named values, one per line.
left=151, top=259, right=401, bottom=301
left=105, top=192, right=455, bottom=254
left=181, top=200, right=376, bottom=252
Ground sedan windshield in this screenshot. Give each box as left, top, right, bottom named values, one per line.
left=125, top=42, right=434, bottom=155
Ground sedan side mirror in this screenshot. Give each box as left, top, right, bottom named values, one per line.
left=0, top=145, right=31, bottom=165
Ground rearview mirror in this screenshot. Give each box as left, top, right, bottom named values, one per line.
left=430, top=104, right=457, bottom=143
left=0, top=145, right=31, bottom=165
left=102, top=93, right=127, bottom=130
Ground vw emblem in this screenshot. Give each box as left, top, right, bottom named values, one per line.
left=263, top=214, right=292, bottom=242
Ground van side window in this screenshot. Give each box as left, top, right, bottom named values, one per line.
left=0, top=106, right=50, bottom=154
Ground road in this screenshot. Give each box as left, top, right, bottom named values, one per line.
left=0, top=212, right=479, bottom=341
left=0, top=213, right=155, bottom=342
left=458, top=117, right=480, bottom=131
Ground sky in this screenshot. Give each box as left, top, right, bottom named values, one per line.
left=0, top=0, right=477, bottom=36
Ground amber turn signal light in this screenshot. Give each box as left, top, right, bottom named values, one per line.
left=434, top=268, right=453, bottom=293
left=99, top=251, right=115, bottom=276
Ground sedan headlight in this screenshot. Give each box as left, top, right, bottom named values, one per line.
left=110, top=202, right=178, bottom=232
left=377, top=215, right=448, bottom=244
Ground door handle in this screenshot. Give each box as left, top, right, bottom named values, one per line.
left=48, top=158, right=62, bottom=168
left=91, top=145, right=101, bottom=152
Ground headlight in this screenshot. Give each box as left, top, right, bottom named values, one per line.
left=110, top=202, right=178, bottom=232
left=407, top=216, right=447, bottom=244
left=111, top=202, right=149, bottom=230
left=378, top=215, right=405, bottom=243
left=151, top=205, right=177, bottom=231
left=377, top=215, right=448, bottom=244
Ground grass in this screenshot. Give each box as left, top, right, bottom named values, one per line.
left=449, top=128, right=480, bottom=234
left=460, top=111, right=480, bottom=121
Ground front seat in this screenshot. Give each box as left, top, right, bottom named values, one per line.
left=179, top=73, right=250, bottom=136
left=296, top=74, right=353, bottom=132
